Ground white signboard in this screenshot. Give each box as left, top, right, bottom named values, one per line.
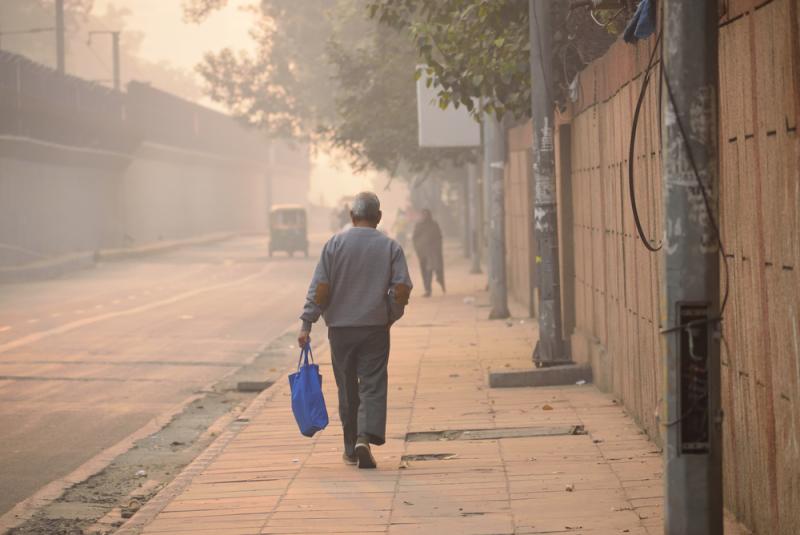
left=416, top=68, right=480, bottom=148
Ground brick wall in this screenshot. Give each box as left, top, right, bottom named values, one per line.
left=505, top=123, right=536, bottom=316
left=558, top=0, right=799, bottom=532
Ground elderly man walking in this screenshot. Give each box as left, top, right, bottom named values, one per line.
left=298, top=192, right=412, bottom=469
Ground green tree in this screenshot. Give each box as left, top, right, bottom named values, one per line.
left=368, top=0, right=530, bottom=119
left=184, top=0, right=472, bottom=178
left=184, top=0, right=339, bottom=138
left=367, top=0, right=618, bottom=119
left=325, top=24, right=471, bottom=177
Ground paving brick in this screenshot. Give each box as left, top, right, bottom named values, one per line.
left=122, top=259, right=748, bottom=535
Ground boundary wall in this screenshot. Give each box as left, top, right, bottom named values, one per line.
left=503, top=1, right=799, bottom=532
left=0, top=52, right=308, bottom=272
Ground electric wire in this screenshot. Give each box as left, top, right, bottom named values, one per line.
left=589, top=8, right=625, bottom=28
left=659, top=70, right=732, bottom=429
left=628, top=30, right=663, bottom=252
left=638, top=4, right=731, bottom=429
left=85, top=41, right=111, bottom=71
left=661, top=69, right=731, bottom=317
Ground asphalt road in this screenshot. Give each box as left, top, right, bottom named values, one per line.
left=0, top=236, right=318, bottom=517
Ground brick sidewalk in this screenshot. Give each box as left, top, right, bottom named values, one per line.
left=119, top=258, right=745, bottom=535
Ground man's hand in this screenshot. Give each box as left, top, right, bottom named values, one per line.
left=298, top=330, right=310, bottom=348
left=393, top=283, right=411, bottom=305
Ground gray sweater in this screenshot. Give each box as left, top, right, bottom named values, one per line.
left=300, top=227, right=412, bottom=332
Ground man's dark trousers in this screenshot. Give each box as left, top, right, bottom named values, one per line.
left=327, top=326, right=390, bottom=456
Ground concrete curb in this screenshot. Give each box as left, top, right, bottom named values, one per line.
left=96, top=232, right=236, bottom=263
left=0, top=233, right=237, bottom=283
left=115, top=339, right=331, bottom=535
left=0, top=252, right=96, bottom=283
left=488, top=363, right=593, bottom=388
left=0, top=392, right=208, bottom=534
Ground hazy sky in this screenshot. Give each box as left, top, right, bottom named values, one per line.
left=91, top=0, right=385, bottom=207
left=92, top=0, right=256, bottom=72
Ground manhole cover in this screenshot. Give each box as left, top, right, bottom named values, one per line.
left=405, top=425, right=586, bottom=442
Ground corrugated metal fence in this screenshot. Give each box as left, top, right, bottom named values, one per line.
left=555, top=0, right=799, bottom=532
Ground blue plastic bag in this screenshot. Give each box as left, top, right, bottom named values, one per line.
left=288, top=343, right=329, bottom=437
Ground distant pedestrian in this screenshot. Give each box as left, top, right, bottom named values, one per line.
left=298, top=192, right=412, bottom=469
left=412, top=209, right=445, bottom=297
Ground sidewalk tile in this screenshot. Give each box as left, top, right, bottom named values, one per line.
left=123, top=256, right=747, bottom=535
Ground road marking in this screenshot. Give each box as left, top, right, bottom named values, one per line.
left=0, top=326, right=11, bottom=333
left=0, top=267, right=270, bottom=355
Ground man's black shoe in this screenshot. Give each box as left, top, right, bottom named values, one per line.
left=342, top=452, right=357, bottom=465
left=354, top=438, right=376, bottom=469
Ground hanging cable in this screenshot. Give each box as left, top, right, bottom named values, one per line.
left=628, top=30, right=663, bottom=252
left=657, top=67, right=731, bottom=430
left=589, top=8, right=625, bottom=28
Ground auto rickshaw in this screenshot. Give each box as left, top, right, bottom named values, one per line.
left=269, top=205, right=308, bottom=257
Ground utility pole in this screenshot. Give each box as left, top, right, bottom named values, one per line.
left=482, top=118, right=491, bottom=269
left=112, top=31, right=120, bottom=91
left=55, top=0, right=65, bottom=73
left=462, top=173, right=470, bottom=258
left=467, top=161, right=482, bottom=274
left=89, top=31, right=122, bottom=91
left=528, top=0, right=568, bottom=365
left=484, top=113, right=510, bottom=319
left=661, top=1, right=722, bottom=534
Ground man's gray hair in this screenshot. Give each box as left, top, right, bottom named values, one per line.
left=351, top=191, right=381, bottom=221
